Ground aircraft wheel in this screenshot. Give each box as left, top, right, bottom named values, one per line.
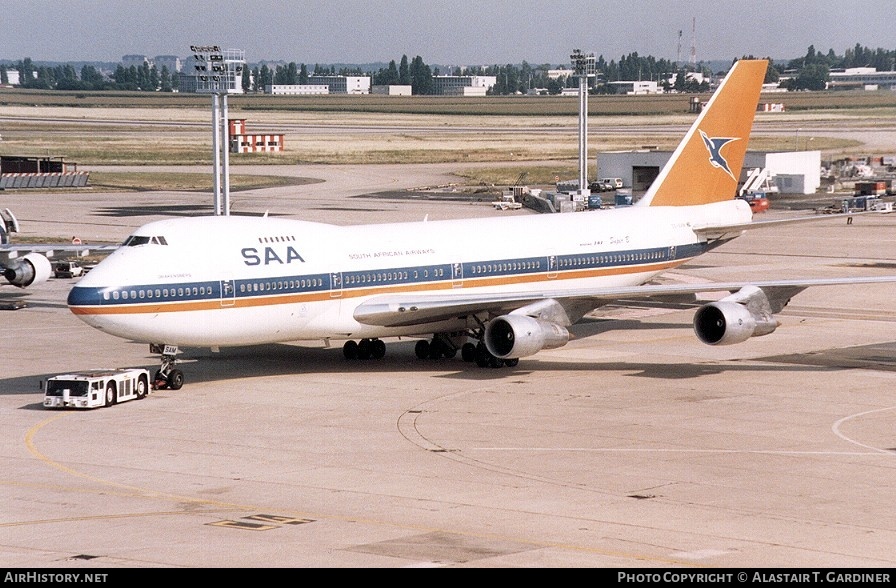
left=414, top=340, right=430, bottom=359
left=167, top=369, right=185, bottom=391
left=461, top=342, right=476, bottom=362
left=357, top=338, right=372, bottom=360
left=475, top=344, right=491, bottom=368
left=505, top=358, right=519, bottom=368
left=343, top=340, right=358, bottom=360
left=371, top=339, right=386, bottom=359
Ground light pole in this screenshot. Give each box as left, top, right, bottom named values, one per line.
left=188, top=45, right=245, bottom=216
left=570, top=49, right=596, bottom=196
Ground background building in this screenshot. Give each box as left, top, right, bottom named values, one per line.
left=597, top=149, right=822, bottom=195
left=306, top=75, right=370, bottom=94
left=122, top=54, right=152, bottom=69
left=266, top=84, right=328, bottom=95
left=372, top=85, right=412, bottom=96
left=607, top=80, right=660, bottom=94
left=154, top=55, right=182, bottom=74
left=431, top=75, right=496, bottom=96
left=828, top=67, right=896, bottom=90
left=2, top=69, right=20, bottom=85
left=228, top=119, right=284, bottom=153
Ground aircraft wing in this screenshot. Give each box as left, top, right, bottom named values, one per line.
left=354, top=276, right=896, bottom=328
left=1, top=243, right=119, bottom=289
left=1, top=208, right=118, bottom=264
left=0, top=242, right=119, bottom=261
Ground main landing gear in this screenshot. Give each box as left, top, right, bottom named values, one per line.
left=415, top=336, right=519, bottom=368
left=149, top=344, right=184, bottom=390
left=342, top=338, right=386, bottom=360
left=341, top=331, right=520, bottom=369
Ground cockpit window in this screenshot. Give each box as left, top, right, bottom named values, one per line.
left=123, top=236, right=151, bottom=246
left=123, top=235, right=167, bottom=247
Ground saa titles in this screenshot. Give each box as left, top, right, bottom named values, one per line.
left=241, top=246, right=305, bottom=266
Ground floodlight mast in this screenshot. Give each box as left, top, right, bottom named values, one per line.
left=189, top=45, right=245, bottom=216
left=570, top=49, right=595, bottom=195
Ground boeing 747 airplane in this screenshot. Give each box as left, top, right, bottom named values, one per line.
left=66, top=60, right=896, bottom=389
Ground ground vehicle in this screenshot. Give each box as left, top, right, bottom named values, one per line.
left=738, top=192, right=770, bottom=213
left=600, top=177, right=624, bottom=189
left=53, top=261, right=84, bottom=279
left=492, top=190, right=523, bottom=210
left=43, top=368, right=150, bottom=409
left=588, top=180, right=615, bottom=192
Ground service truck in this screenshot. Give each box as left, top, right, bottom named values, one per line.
left=43, top=368, right=150, bottom=409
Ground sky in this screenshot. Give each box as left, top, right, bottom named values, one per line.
left=1, top=0, right=892, bottom=67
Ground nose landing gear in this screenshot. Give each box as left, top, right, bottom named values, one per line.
left=149, top=344, right=184, bottom=390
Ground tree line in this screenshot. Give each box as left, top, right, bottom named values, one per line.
left=778, top=44, right=896, bottom=91
left=3, top=57, right=178, bottom=91
left=247, top=56, right=435, bottom=94
left=256, top=53, right=699, bottom=95
left=3, top=44, right=895, bottom=94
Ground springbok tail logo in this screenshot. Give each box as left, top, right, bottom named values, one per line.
left=699, top=130, right=739, bottom=180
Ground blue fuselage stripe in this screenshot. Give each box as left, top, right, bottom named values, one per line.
left=67, top=242, right=708, bottom=308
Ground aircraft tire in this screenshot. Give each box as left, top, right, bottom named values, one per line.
left=372, top=339, right=386, bottom=359
left=357, top=338, right=372, bottom=360
left=167, top=369, right=184, bottom=391
left=474, top=344, right=491, bottom=368
left=343, top=340, right=358, bottom=360
left=461, top=342, right=476, bottom=362
left=414, top=340, right=430, bottom=359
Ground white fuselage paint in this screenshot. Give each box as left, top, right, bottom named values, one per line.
left=68, top=200, right=751, bottom=347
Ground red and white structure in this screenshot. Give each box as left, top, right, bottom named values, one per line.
left=228, top=119, right=285, bottom=153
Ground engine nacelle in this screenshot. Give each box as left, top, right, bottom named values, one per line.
left=484, top=314, right=570, bottom=359
left=3, top=252, right=52, bottom=288
left=693, top=300, right=779, bottom=346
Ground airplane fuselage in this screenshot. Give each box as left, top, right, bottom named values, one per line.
left=67, top=200, right=751, bottom=347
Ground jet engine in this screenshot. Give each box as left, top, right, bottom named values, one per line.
left=3, top=252, right=52, bottom=288
left=484, top=314, right=570, bottom=359
left=693, top=287, right=780, bottom=345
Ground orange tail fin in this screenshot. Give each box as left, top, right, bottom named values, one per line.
left=638, top=59, right=768, bottom=207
